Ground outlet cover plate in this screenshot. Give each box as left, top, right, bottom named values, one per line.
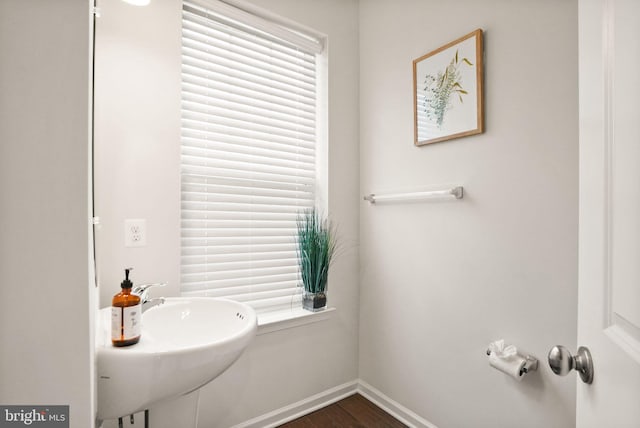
left=125, top=219, right=147, bottom=247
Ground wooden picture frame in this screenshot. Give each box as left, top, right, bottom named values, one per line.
left=413, top=29, right=484, bottom=146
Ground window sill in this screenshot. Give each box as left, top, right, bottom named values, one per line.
left=257, top=307, right=336, bottom=335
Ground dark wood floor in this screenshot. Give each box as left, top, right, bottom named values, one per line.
left=278, top=393, right=407, bottom=428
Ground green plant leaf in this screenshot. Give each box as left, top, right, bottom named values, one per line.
left=462, top=58, right=473, bottom=66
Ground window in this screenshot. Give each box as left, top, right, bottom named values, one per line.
left=180, top=0, right=325, bottom=315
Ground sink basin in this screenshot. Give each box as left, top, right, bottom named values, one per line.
left=96, top=297, right=257, bottom=420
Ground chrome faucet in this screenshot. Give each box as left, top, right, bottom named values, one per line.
left=132, top=282, right=167, bottom=313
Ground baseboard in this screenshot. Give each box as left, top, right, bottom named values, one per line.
left=231, top=379, right=438, bottom=428
left=230, top=380, right=358, bottom=428
left=356, top=380, right=438, bottom=428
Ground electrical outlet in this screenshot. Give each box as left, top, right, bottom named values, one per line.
left=125, top=219, right=147, bottom=247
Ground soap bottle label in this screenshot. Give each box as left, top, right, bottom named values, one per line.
left=123, top=304, right=141, bottom=339
left=111, top=304, right=142, bottom=340
left=111, top=307, right=122, bottom=341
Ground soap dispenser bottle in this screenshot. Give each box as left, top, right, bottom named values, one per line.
left=111, top=268, right=141, bottom=347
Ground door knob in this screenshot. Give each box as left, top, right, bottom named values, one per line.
left=548, top=345, right=594, bottom=384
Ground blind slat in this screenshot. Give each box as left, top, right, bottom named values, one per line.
left=181, top=146, right=315, bottom=172
left=182, top=243, right=296, bottom=255
left=182, top=250, right=297, bottom=264
left=182, top=73, right=316, bottom=116
left=182, top=92, right=316, bottom=129
left=182, top=111, right=315, bottom=143
left=182, top=272, right=299, bottom=291
left=182, top=118, right=316, bottom=150
left=182, top=130, right=315, bottom=157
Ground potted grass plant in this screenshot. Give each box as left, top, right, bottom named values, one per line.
left=296, top=208, right=337, bottom=312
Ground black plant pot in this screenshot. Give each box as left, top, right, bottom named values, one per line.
left=302, top=291, right=327, bottom=312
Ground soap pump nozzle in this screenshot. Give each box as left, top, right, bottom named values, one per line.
left=121, top=268, right=133, bottom=289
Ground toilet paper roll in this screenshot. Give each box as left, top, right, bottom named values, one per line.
left=488, top=353, right=526, bottom=381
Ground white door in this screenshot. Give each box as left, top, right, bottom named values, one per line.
left=577, top=0, right=640, bottom=426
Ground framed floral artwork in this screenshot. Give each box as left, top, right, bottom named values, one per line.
left=413, top=29, right=484, bottom=146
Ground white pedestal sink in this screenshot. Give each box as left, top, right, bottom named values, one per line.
left=96, top=297, right=257, bottom=424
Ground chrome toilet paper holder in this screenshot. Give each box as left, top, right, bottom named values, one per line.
left=486, top=348, right=539, bottom=376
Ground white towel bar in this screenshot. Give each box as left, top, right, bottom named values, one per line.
left=363, top=186, right=463, bottom=204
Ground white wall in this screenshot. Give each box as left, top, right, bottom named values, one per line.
left=358, top=1, right=578, bottom=427
left=0, top=1, right=95, bottom=427
left=94, top=0, right=360, bottom=426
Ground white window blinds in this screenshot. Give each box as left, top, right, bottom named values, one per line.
left=180, top=0, right=322, bottom=313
